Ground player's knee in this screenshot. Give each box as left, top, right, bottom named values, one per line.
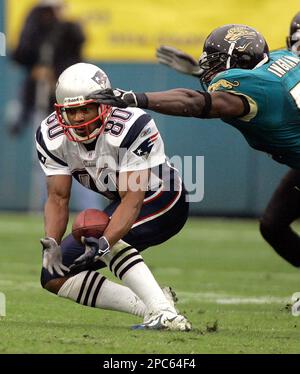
left=40, top=271, right=56, bottom=292
left=259, top=216, right=281, bottom=240
left=259, top=217, right=272, bottom=239
left=43, top=278, right=68, bottom=294
left=40, top=271, right=66, bottom=294
left=42, top=279, right=56, bottom=294
left=40, top=271, right=48, bottom=289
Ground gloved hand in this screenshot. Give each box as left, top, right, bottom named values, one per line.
left=40, top=237, right=69, bottom=276
left=156, top=45, right=203, bottom=77
left=69, top=236, right=110, bottom=272
left=86, top=88, right=137, bottom=108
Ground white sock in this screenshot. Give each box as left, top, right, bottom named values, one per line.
left=57, top=270, right=146, bottom=317
left=103, top=242, right=177, bottom=315
left=122, top=261, right=176, bottom=315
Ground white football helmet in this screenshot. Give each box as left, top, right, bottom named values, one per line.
left=55, top=62, right=111, bottom=142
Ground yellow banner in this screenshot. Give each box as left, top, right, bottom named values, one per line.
left=6, top=0, right=300, bottom=61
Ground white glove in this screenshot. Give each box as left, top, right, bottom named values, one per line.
left=156, top=45, right=204, bottom=77
left=40, top=237, right=70, bottom=276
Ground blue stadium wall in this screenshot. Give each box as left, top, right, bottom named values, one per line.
left=0, top=0, right=288, bottom=215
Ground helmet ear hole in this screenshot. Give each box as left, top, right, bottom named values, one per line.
left=235, top=54, right=251, bottom=69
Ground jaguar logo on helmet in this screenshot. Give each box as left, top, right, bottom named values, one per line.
left=235, top=42, right=252, bottom=52
left=225, top=26, right=257, bottom=43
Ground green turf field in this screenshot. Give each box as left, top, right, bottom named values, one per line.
left=0, top=213, right=300, bottom=354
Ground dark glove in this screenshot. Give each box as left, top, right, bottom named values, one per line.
left=69, top=236, right=110, bottom=272
left=86, top=88, right=148, bottom=109
left=156, top=45, right=203, bottom=77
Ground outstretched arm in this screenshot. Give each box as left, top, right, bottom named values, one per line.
left=88, top=88, right=248, bottom=119
left=144, top=89, right=246, bottom=118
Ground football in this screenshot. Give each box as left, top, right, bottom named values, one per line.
left=72, top=209, right=110, bottom=243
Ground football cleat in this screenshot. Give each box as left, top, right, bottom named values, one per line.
left=132, top=309, right=192, bottom=331
left=142, top=286, right=179, bottom=324
left=291, top=292, right=300, bottom=316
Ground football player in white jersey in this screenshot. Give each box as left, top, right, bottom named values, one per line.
left=36, top=62, right=191, bottom=331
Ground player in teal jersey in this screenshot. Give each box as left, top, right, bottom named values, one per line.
left=207, top=49, right=300, bottom=169
left=152, top=14, right=300, bottom=283
left=84, top=22, right=300, bottom=314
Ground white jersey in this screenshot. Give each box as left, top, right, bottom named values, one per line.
left=36, top=107, right=167, bottom=200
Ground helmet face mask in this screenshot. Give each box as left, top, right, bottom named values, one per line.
left=55, top=63, right=112, bottom=143
left=198, top=24, right=269, bottom=89
left=198, top=51, right=229, bottom=87
left=290, top=37, right=300, bottom=55
left=55, top=100, right=110, bottom=143
left=287, top=13, right=300, bottom=56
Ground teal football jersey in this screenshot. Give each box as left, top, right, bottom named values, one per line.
left=208, top=50, right=300, bottom=169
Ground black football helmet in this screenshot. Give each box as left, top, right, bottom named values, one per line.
left=287, top=12, right=300, bottom=55
left=198, top=24, right=269, bottom=89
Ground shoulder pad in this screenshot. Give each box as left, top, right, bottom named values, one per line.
left=270, top=49, right=299, bottom=60
left=208, top=69, right=253, bottom=93
left=104, top=107, right=152, bottom=147
left=39, top=112, right=66, bottom=151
